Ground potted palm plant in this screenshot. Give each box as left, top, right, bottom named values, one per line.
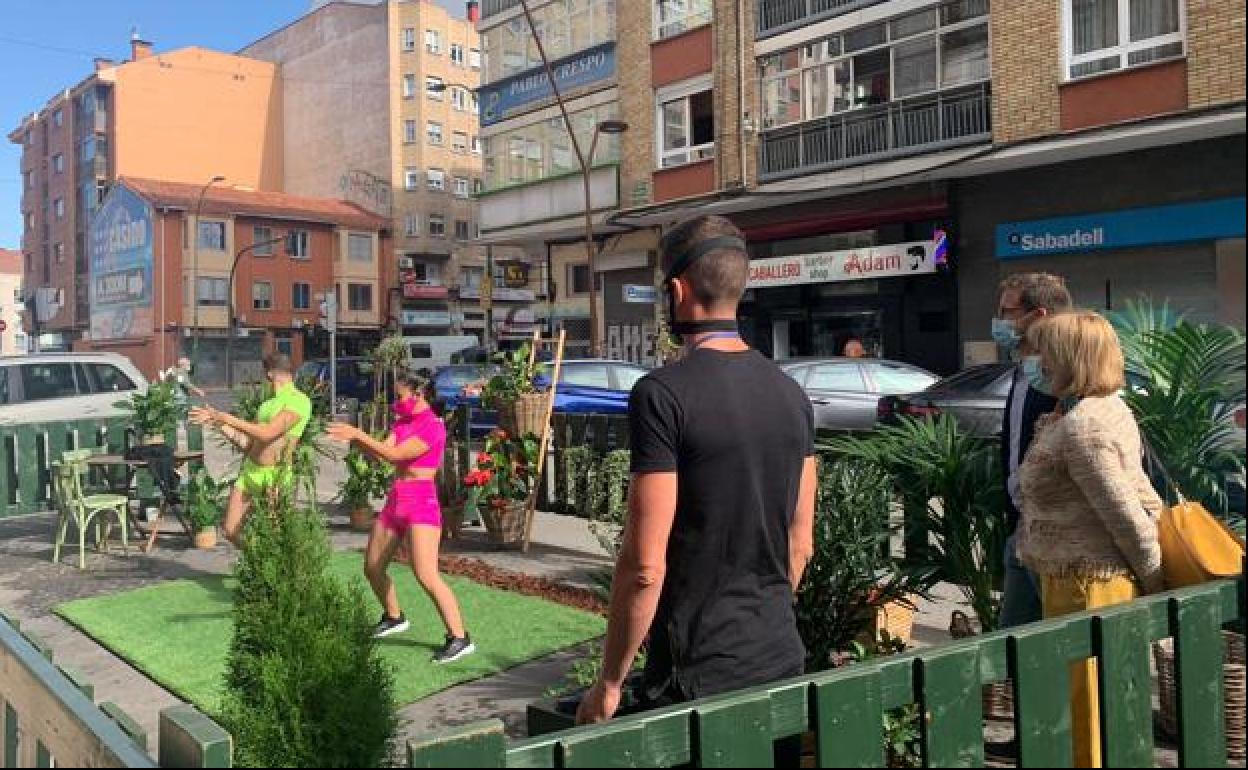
left=340, top=449, right=377, bottom=532
left=463, top=429, right=541, bottom=547
left=186, top=470, right=224, bottom=549
left=482, top=344, right=547, bottom=438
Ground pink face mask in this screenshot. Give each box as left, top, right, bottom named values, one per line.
left=392, top=397, right=420, bottom=421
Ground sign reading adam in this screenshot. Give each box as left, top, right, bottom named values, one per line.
left=90, top=184, right=154, bottom=341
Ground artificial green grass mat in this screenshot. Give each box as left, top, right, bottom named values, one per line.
left=55, top=551, right=605, bottom=714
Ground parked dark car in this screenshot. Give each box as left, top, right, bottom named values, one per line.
left=433, top=364, right=499, bottom=437
left=779, top=358, right=940, bottom=432
left=877, top=363, right=1015, bottom=437
left=535, top=359, right=650, bottom=415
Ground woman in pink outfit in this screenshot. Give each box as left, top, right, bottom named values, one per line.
left=326, top=371, right=474, bottom=664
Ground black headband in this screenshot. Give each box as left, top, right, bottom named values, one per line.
left=664, top=236, right=748, bottom=283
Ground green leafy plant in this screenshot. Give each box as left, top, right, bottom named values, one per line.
left=827, top=416, right=1007, bottom=633
left=1111, top=298, right=1246, bottom=523
left=845, top=635, right=921, bottom=768
left=482, top=344, right=538, bottom=409
left=116, top=378, right=179, bottom=440
left=186, top=470, right=226, bottom=532
left=797, top=458, right=937, bottom=671
left=463, top=429, right=541, bottom=507
left=584, top=450, right=631, bottom=558
left=339, top=449, right=377, bottom=511
left=543, top=643, right=649, bottom=699
left=221, top=492, right=398, bottom=768
left=370, top=337, right=410, bottom=404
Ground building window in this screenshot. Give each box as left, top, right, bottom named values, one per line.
left=658, top=85, right=715, bottom=168
left=427, top=168, right=446, bottom=191
left=53, top=109, right=63, bottom=127
left=483, top=0, right=615, bottom=81
left=54, top=198, right=65, bottom=220
left=567, top=263, right=591, bottom=295
left=292, top=282, right=311, bottom=311
left=287, top=229, right=310, bottom=259
left=405, top=168, right=422, bottom=191
left=25, top=212, right=34, bottom=230
left=480, top=103, right=621, bottom=192
left=198, top=220, right=226, bottom=250
left=1064, top=0, right=1184, bottom=79
left=454, top=220, right=471, bottom=240
left=451, top=43, right=465, bottom=66
left=275, top=334, right=294, bottom=357
left=404, top=119, right=418, bottom=144
left=402, top=27, right=416, bottom=51
left=53, top=154, right=64, bottom=174
left=471, top=135, right=482, bottom=155
left=428, top=214, right=446, bottom=238
left=469, top=48, right=482, bottom=69
left=197, top=277, right=228, bottom=307
left=655, top=0, right=712, bottom=40
left=402, top=74, right=417, bottom=99
left=473, top=178, right=485, bottom=194
left=451, top=87, right=470, bottom=111
left=404, top=214, right=420, bottom=236
left=426, top=29, right=442, bottom=53
left=23, top=170, right=31, bottom=190
left=760, top=3, right=990, bottom=129
left=348, top=283, right=373, bottom=311
left=454, top=177, right=471, bottom=198
left=427, top=121, right=444, bottom=145
left=426, top=76, right=445, bottom=100
left=348, top=233, right=373, bottom=263
left=54, top=243, right=65, bottom=264
left=452, top=131, right=469, bottom=153
left=252, top=226, right=275, bottom=256
left=412, top=262, right=440, bottom=284
left=252, top=281, right=273, bottom=311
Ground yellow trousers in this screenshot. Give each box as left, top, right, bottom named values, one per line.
left=1040, top=574, right=1139, bottom=769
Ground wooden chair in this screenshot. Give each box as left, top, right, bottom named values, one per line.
left=51, top=449, right=130, bottom=569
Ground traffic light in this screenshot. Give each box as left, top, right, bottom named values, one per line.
left=318, top=291, right=337, bottom=333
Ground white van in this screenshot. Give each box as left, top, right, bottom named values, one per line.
left=0, top=353, right=148, bottom=426
left=402, top=336, right=479, bottom=372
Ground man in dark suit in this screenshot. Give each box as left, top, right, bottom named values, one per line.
left=995, top=273, right=1073, bottom=628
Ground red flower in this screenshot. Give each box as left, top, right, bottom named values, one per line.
left=476, top=452, right=491, bottom=466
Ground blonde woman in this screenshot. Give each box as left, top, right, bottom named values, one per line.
left=1017, top=311, right=1163, bottom=768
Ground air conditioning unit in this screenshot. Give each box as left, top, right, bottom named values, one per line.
left=399, top=256, right=415, bottom=269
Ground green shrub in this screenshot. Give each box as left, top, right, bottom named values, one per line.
left=221, top=493, right=398, bottom=768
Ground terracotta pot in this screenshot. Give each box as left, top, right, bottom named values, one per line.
left=193, top=529, right=217, bottom=549
left=350, top=507, right=374, bottom=532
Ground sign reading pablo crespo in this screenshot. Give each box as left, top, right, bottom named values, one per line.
left=90, top=184, right=154, bottom=341
left=747, top=239, right=941, bottom=289
left=480, top=42, right=616, bottom=127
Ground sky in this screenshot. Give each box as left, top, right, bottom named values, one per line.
left=0, top=0, right=465, bottom=251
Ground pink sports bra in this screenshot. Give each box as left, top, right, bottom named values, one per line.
left=392, top=404, right=446, bottom=473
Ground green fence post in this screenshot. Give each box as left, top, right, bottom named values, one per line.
left=408, top=720, right=505, bottom=768
left=158, top=704, right=232, bottom=768
left=1093, top=604, right=1153, bottom=767
left=35, top=740, right=52, bottom=768
left=1171, top=592, right=1227, bottom=767
left=1012, top=624, right=1076, bottom=768
left=558, top=721, right=647, bottom=768
left=4, top=703, right=18, bottom=768
left=694, top=695, right=775, bottom=768
left=55, top=664, right=95, bottom=700
left=918, top=646, right=985, bottom=768
left=101, top=702, right=148, bottom=751
left=811, top=669, right=885, bottom=768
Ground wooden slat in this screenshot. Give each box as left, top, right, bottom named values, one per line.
left=694, top=695, right=774, bottom=768
left=35, top=740, right=51, bottom=768
left=18, top=428, right=42, bottom=512
left=919, top=646, right=984, bottom=768
left=811, top=668, right=885, bottom=768
left=1, top=431, right=15, bottom=513
left=100, top=702, right=148, bottom=751
left=1093, top=605, right=1153, bottom=768
left=631, top=708, right=693, bottom=767
left=5, top=702, right=18, bottom=768
left=1012, top=624, right=1075, bottom=768
left=558, top=722, right=646, bottom=768
left=504, top=737, right=559, bottom=768
left=408, top=720, right=505, bottom=768
left=1171, top=592, right=1227, bottom=768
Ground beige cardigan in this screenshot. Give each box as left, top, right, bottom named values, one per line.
left=1017, top=394, right=1165, bottom=594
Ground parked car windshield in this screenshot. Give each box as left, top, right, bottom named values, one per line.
left=869, top=362, right=937, bottom=395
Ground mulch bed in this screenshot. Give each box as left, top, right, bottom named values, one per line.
left=438, top=555, right=608, bottom=616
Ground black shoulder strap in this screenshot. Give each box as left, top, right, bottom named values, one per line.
left=665, top=236, right=747, bottom=282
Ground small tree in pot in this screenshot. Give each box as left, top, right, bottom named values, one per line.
left=339, top=449, right=377, bottom=532
left=116, top=378, right=179, bottom=445
left=186, top=469, right=225, bottom=549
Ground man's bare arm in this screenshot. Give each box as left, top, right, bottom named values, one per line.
left=789, top=456, right=818, bottom=593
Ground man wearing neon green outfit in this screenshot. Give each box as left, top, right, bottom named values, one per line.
left=190, top=353, right=311, bottom=547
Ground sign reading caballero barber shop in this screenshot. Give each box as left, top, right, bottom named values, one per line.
left=480, top=42, right=616, bottom=127
left=747, top=239, right=942, bottom=289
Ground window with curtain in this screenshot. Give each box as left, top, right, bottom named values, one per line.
left=1066, top=0, right=1183, bottom=79
left=348, top=233, right=373, bottom=263
left=655, top=0, right=712, bottom=40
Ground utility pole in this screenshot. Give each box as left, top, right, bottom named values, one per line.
left=483, top=246, right=495, bottom=352
left=320, top=290, right=338, bottom=408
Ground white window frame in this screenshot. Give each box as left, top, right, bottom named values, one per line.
left=347, top=233, right=374, bottom=263
left=54, top=198, right=65, bottom=220
left=404, top=214, right=420, bottom=237
left=402, top=74, right=417, bottom=99
left=451, top=43, right=465, bottom=66
left=53, top=154, right=64, bottom=174
left=454, top=177, right=471, bottom=198
left=292, top=282, right=312, bottom=310
left=655, top=75, right=716, bottom=169
left=427, top=168, right=446, bottom=192
left=1062, top=0, right=1186, bottom=81
left=404, top=119, right=418, bottom=144
left=252, top=281, right=273, bottom=311
left=288, top=229, right=311, bottom=259
left=469, top=48, right=482, bottom=69
left=653, top=0, right=713, bottom=41
left=404, top=168, right=421, bottom=190
left=427, top=121, right=444, bottom=145
left=402, top=27, right=416, bottom=52
left=426, top=29, right=442, bottom=54
left=471, top=135, right=483, bottom=155
left=451, top=87, right=469, bottom=111
left=452, top=131, right=469, bottom=153
left=426, top=76, right=445, bottom=101
left=428, top=214, right=447, bottom=238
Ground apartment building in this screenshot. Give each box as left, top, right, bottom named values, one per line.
left=0, top=250, right=24, bottom=356
left=243, top=0, right=540, bottom=346
left=79, top=178, right=388, bottom=382
left=7, top=37, right=284, bottom=352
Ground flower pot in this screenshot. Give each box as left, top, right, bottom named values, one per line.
left=350, top=507, right=374, bottom=532
left=193, top=528, right=217, bottom=549
left=142, top=434, right=166, bottom=446
left=481, top=498, right=527, bottom=547
left=498, top=393, right=548, bottom=439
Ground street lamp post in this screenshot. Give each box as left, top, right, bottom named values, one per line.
left=190, top=175, right=225, bottom=372
left=224, top=235, right=284, bottom=389
left=517, top=0, right=627, bottom=357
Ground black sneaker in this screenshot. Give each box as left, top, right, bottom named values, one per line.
left=373, top=613, right=410, bottom=639
left=433, top=634, right=475, bottom=664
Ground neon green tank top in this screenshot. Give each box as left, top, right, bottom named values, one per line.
left=257, top=382, right=312, bottom=440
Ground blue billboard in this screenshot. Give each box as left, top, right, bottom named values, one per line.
left=90, top=183, right=155, bottom=340
left=996, top=197, right=1246, bottom=260
left=480, top=42, right=616, bottom=127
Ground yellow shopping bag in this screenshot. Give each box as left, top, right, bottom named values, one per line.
left=1159, top=500, right=1245, bottom=589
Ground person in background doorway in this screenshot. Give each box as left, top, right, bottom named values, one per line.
left=842, top=338, right=867, bottom=358
left=1018, top=311, right=1163, bottom=768
left=994, top=273, right=1073, bottom=630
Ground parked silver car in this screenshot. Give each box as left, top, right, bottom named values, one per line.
left=779, top=357, right=939, bottom=433
left=0, top=353, right=148, bottom=426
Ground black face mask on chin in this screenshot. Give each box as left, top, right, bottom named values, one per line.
left=663, top=236, right=747, bottom=338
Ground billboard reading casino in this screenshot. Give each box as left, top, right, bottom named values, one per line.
left=90, top=184, right=155, bottom=341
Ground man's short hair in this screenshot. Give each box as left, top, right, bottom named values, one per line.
left=999, top=272, right=1073, bottom=314
left=660, top=215, right=750, bottom=308
left=263, top=352, right=293, bottom=375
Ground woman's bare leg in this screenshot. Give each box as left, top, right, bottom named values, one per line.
left=364, top=520, right=403, bottom=619
left=410, top=525, right=466, bottom=638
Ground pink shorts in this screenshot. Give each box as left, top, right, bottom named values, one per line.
left=379, top=479, right=441, bottom=534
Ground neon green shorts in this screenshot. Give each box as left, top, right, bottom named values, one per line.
left=235, top=461, right=293, bottom=498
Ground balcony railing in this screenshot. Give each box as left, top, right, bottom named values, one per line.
left=759, top=82, right=992, bottom=182
left=757, top=0, right=885, bottom=39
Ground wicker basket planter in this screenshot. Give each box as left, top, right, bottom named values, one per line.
left=481, top=498, right=527, bottom=547
left=868, top=597, right=917, bottom=647
left=1154, top=631, right=1245, bottom=762
left=498, top=393, right=547, bottom=439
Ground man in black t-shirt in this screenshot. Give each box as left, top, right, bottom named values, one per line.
left=577, top=215, right=817, bottom=726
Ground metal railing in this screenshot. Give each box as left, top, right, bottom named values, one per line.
left=759, top=83, right=992, bottom=182
left=758, top=0, right=886, bottom=38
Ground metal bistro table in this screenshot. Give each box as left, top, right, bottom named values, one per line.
left=85, top=449, right=205, bottom=553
